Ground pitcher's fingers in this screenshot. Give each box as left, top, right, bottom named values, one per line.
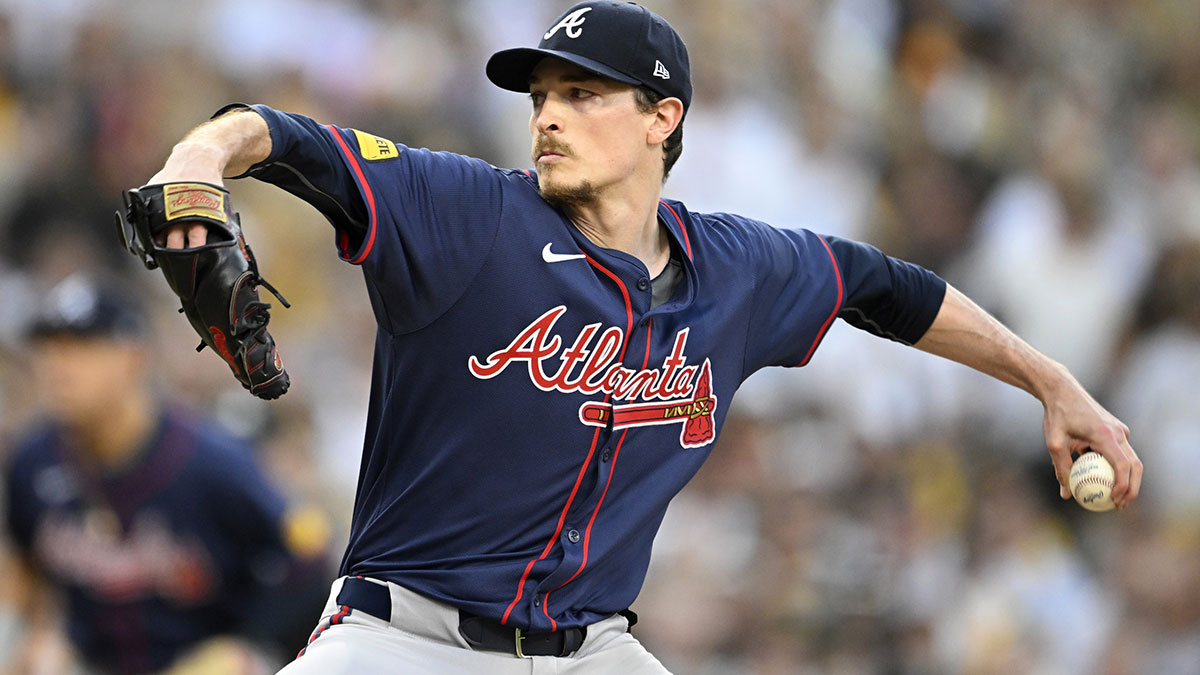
left=186, top=223, right=209, bottom=248
left=1116, top=437, right=1143, bottom=508
left=166, top=228, right=185, bottom=250
left=1094, top=429, right=1136, bottom=505
left=1049, top=444, right=1074, bottom=500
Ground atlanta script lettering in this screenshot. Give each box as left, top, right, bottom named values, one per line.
left=467, top=306, right=716, bottom=448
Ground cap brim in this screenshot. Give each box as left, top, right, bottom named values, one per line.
left=486, top=47, right=642, bottom=93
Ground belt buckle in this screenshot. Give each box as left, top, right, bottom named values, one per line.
left=514, top=627, right=529, bottom=659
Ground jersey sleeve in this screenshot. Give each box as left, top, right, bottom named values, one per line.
left=825, top=235, right=947, bottom=346
left=742, top=224, right=946, bottom=372
left=233, top=104, right=506, bottom=333
left=226, top=104, right=369, bottom=243
left=742, top=222, right=845, bottom=372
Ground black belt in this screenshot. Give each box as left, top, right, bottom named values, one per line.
left=458, top=611, right=586, bottom=658
left=336, top=577, right=587, bottom=657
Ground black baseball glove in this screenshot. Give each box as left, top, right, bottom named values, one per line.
left=115, top=182, right=291, bottom=399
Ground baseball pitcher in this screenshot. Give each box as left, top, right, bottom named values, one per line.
left=119, top=3, right=1141, bottom=673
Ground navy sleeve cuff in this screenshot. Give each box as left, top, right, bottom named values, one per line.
left=205, top=103, right=369, bottom=238
left=825, top=236, right=947, bottom=345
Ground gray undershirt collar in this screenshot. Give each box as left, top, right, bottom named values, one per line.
left=650, top=255, right=683, bottom=309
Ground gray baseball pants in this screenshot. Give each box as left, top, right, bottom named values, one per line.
left=275, top=576, right=672, bottom=674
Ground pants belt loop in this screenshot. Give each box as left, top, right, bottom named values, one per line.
left=335, top=576, right=391, bottom=622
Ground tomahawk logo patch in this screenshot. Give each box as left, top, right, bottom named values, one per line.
left=467, top=306, right=717, bottom=448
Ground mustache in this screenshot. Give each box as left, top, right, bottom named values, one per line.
left=533, top=137, right=572, bottom=160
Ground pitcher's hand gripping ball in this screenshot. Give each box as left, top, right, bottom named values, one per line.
left=116, top=182, right=291, bottom=399
left=1069, top=451, right=1116, bottom=512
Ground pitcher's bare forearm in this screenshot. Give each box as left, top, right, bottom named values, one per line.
left=147, top=109, right=271, bottom=248
left=914, top=285, right=1070, bottom=398
left=149, top=109, right=271, bottom=187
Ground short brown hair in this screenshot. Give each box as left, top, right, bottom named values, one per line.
left=634, top=87, right=684, bottom=181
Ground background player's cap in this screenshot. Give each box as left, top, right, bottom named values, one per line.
left=487, top=1, right=692, bottom=113
left=28, top=275, right=147, bottom=341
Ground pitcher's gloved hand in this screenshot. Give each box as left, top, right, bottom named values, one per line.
left=116, top=182, right=291, bottom=399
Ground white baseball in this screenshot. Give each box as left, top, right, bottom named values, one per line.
left=1069, top=452, right=1115, bottom=512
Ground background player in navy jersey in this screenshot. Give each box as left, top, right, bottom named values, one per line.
left=2, top=276, right=332, bottom=675
left=134, top=2, right=1141, bottom=673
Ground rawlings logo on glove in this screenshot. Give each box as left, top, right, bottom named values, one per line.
left=115, top=182, right=292, bottom=400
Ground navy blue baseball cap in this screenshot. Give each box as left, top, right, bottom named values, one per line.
left=487, top=2, right=692, bottom=112
left=28, top=275, right=147, bottom=341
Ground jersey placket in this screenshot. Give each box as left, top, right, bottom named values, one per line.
left=530, top=252, right=657, bottom=629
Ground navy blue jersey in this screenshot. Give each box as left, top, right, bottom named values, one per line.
left=4, top=409, right=306, bottom=674
left=237, top=104, right=945, bottom=632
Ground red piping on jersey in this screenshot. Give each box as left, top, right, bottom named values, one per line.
left=501, top=257, right=635, bottom=629
left=324, top=125, right=378, bottom=265
left=500, top=426, right=603, bottom=626
left=643, top=317, right=653, bottom=367
left=542, top=427, right=630, bottom=627
left=541, top=318, right=651, bottom=625
left=797, top=235, right=844, bottom=366
left=585, top=256, right=635, bottom=340
left=659, top=200, right=692, bottom=260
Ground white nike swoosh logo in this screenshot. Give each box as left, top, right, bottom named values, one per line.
left=542, top=243, right=586, bottom=263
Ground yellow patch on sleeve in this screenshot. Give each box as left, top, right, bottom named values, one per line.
left=352, top=129, right=400, bottom=161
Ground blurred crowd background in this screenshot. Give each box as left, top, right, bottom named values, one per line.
left=0, top=0, right=1198, bottom=673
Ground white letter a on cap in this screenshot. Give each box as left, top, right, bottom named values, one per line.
left=545, top=7, right=593, bottom=40
left=653, top=60, right=671, bottom=80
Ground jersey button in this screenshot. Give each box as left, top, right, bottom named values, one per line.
left=534, top=597, right=542, bottom=607
left=601, top=449, right=612, bottom=462
left=567, top=529, right=581, bottom=544
left=637, top=277, right=650, bottom=291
